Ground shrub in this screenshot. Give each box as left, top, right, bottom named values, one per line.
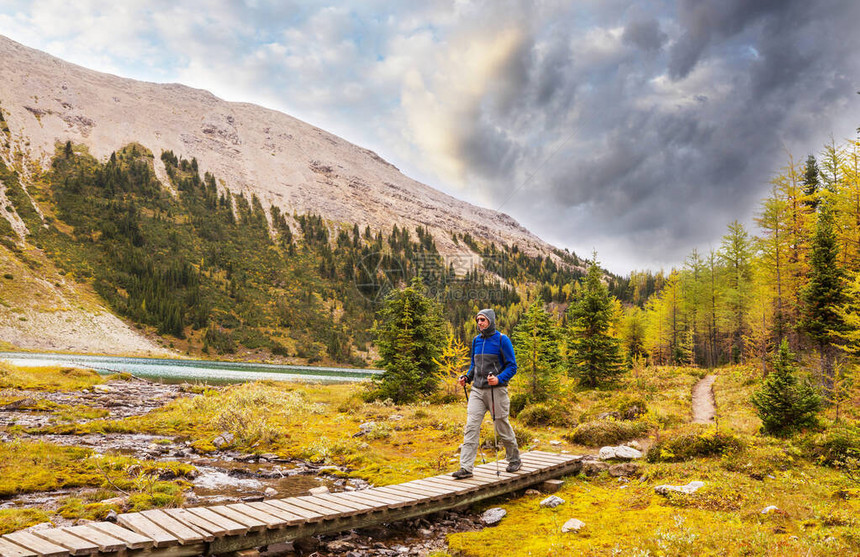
left=647, top=426, right=743, bottom=463
left=517, top=402, right=575, bottom=427
left=510, top=393, right=530, bottom=416
left=564, top=418, right=652, bottom=446
left=720, top=442, right=798, bottom=478
left=517, top=403, right=553, bottom=426
left=800, top=423, right=860, bottom=466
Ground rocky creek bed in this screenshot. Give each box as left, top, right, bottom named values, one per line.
left=0, top=376, right=491, bottom=556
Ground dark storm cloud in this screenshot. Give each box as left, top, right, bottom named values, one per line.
left=451, top=0, right=860, bottom=271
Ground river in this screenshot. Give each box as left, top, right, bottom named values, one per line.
left=0, top=351, right=382, bottom=383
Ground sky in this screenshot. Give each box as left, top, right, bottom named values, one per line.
left=1, top=0, right=859, bottom=274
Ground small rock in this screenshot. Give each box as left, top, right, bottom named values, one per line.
left=608, top=463, right=640, bottom=477
left=561, top=518, right=585, bottom=533
left=326, top=540, right=356, bottom=552
left=309, top=486, right=330, bottom=495
left=761, top=505, right=779, bottom=514
left=241, top=495, right=265, bottom=502
left=418, top=528, right=433, bottom=536
left=292, top=537, right=319, bottom=554
left=212, top=432, right=235, bottom=448
left=626, top=440, right=643, bottom=451
left=259, top=453, right=279, bottom=461
left=540, top=495, right=565, bottom=508
left=481, top=508, right=507, bottom=526
left=581, top=460, right=609, bottom=476
left=524, top=489, right=541, bottom=496
left=388, top=414, right=404, bottom=421
left=264, top=487, right=278, bottom=497
left=105, top=510, right=118, bottom=523
left=655, top=481, right=705, bottom=495
left=549, top=440, right=562, bottom=446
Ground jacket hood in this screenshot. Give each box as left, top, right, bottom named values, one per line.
left=477, top=308, right=497, bottom=337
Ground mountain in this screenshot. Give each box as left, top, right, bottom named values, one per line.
left=0, top=35, right=584, bottom=360
left=0, top=35, right=551, bottom=260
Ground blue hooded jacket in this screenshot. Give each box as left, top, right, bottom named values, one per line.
left=466, top=308, right=517, bottom=388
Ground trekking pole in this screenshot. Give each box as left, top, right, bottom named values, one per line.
left=489, top=378, right=500, bottom=476
left=462, top=379, right=486, bottom=464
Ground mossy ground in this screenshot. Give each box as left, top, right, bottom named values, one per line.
left=2, top=363, right=858, bottom=553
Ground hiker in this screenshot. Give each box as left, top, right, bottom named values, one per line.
left=452, top=308, right=521, bottom=479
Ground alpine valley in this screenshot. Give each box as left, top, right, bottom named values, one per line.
left=0, top=35, right=605, bottom=363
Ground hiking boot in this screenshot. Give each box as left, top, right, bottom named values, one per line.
left=506, top=460, right=522, bottom=473
left=451, top=468, right=473, bottom=479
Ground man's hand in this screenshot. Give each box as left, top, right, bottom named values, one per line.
left=487, top=374, right=499, bottom=386
left=458, top=375, right=467, bottom=387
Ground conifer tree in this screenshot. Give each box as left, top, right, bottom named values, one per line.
left=801, top=206, right=846, bottom=394
left=567, top=257, right=624, bottom=387
left=751, top=339, right=821, bottom=435
left=512, top=295, right=561, bottom=402
left=371, top=278, right=445, bottom=403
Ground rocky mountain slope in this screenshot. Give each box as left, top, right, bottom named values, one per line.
left=0, top=35, right=552, bottom=260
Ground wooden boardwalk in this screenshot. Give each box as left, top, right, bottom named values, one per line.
left=0, top=451, right=582, bottom=556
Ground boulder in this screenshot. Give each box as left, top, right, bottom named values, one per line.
left=212, top=431, right=235, bottom=448
left=540, top=495, right=565, bottom=508
left=608, top=462, right=640, bottom=477
left=581, top=459, right=609, bottom=476
left=599, top=445, right=643, bottom=461
left=481, top=507, right=507, bottom=526
left=654, top=481, right=705, bottom=495
left=562, top=518, right=585, bottom=533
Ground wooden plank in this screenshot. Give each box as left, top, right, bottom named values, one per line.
left=116, top=513, right=178, bottom=548
left=294, top=495, right=358, bottom=515
left=375, top=485, right=436, bottom=502
left=86, top=522, right=154, bottom=550
left=343, top=490, right=404, bottom=508
left=59, top=526, right=125, bottom=553
left=29, top=530, right=97, bottom=557
left=139, top=509, right=208, bottom=544
left=383, top=482, right=450, bottom=499
left=164, top=509, right=224, bottom=537
left=263, top=499, right=328, bottom=521
left=205, top=506, right=268, bottom=532
left=225, top=504, right=284, bottom=529
left=424, top=474, right=485, bottom=489
left=406, top=479, right=458, bottom=495
left=185, top=507, right=249, bottom=536
left=256, top=499, right=318, bottom=523
left=328, top=491, right=387, bottom=511
left=0, top=537, right=37, bottom=557
left=352, top=489, right=413, bottom=506
left=530, top=450, right=576, bottom=461
left=313, top=493, right=376, bottom=513
left=520, top=453, right=565, bottom=465
left=3, top=532, right=69, bottom=557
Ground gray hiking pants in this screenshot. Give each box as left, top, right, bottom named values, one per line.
left=459, top=385, right=520, bottom=472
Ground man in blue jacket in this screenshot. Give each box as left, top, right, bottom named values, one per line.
left=452, top=308, right=521, bottom=479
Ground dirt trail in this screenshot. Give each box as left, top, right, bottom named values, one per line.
left=692, top=374, right=716, bottom=423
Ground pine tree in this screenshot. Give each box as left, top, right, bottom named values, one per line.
left=751, top=340, right=821, bottom=435
left=801, top=206, right=847, bottom=395
left=512, top=295, right=561, bottom=402
left=567, top=257, right=624, bottom=387
left=371, top=278, right=445, bottom=403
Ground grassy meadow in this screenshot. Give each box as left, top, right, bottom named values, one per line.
left=0, top=361, right=858, bottom=555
